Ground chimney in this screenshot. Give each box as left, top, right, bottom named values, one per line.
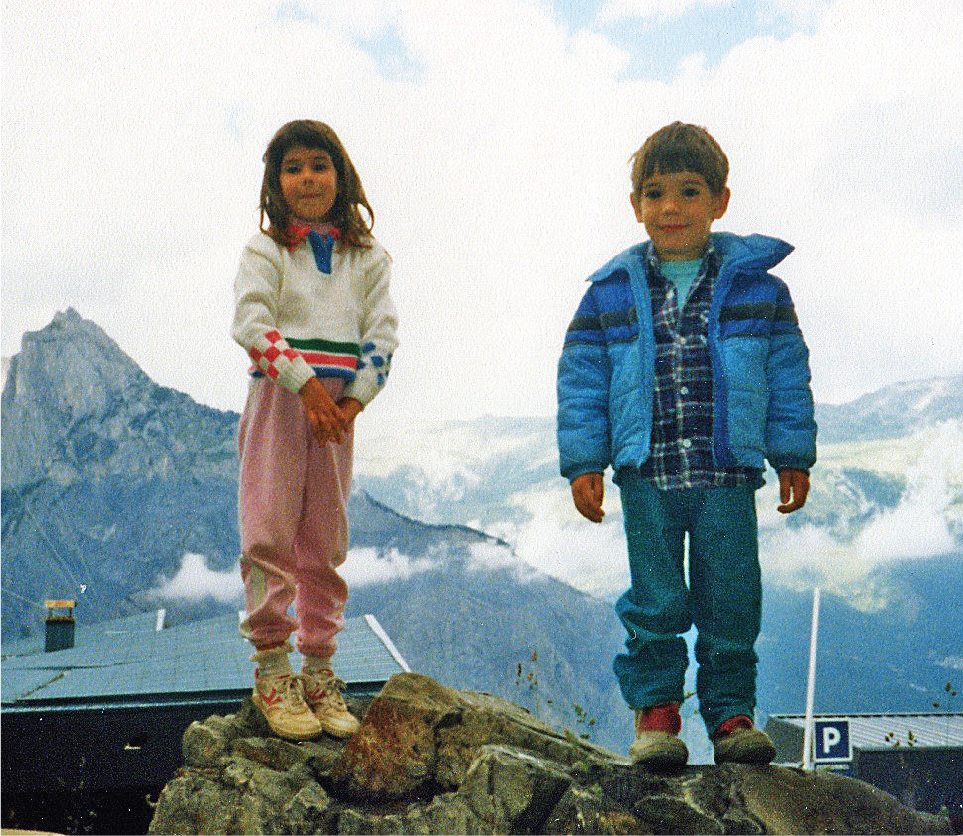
left=44, top=599, right=77, bottom=652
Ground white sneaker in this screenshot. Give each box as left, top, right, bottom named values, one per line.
left=301, top=664, right=361, bottom=738
left=252, top=670, right=322, bottom=740
left=250, top=643, right=322, bottom=741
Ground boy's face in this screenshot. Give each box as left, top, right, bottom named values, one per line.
left=279, top=145, right=338, bottom=223
left=631, top=170, right=730, bottom=261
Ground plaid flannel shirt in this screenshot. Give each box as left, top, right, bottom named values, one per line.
left=638, top=244, right=755, bottom=490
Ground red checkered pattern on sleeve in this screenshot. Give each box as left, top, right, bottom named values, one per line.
left=248, top=330, right=299, bottom=380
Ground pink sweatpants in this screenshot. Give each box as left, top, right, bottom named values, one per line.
left=237, top=377, right=353, bottom=658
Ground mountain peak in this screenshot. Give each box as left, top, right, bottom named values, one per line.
left=21, top=307, right=142, bottom=376
left=52, top=306, right=83, bottom=325
left=1, top=309, right=236, bottom=489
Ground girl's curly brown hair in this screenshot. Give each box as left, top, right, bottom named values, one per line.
left=260, top=120, right=374, bottom=249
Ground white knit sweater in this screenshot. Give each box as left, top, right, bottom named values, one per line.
left=231, top=231, right=398, bottom=406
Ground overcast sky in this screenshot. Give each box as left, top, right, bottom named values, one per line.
left=3, top=0, right=962, bottom=425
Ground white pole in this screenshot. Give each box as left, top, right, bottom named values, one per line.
left=802, top=587, right=821, bottom=769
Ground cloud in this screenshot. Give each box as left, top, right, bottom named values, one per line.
left=486, top=482, right=630, bottom=598
left=3, top=0, right=962, bottom=429
left=758, top=422, right=963, bottom=603
left=339, top=546, right=440, bottom=586
left=465, top=541, right=545, bottom=583
left=598, top=0, right=731, bottom=24
left=513, top=514, right=629, bottom=597
left=148, top=553, right=244, bottom=603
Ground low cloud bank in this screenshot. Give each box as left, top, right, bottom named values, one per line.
left=340, top=547, right=441, bottom=587
left=148, top=553, right=243, bottom=603
left=760, top=422, right=963, bottom=603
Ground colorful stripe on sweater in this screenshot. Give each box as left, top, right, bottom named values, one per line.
left=248, top=331, right=360, bottom=382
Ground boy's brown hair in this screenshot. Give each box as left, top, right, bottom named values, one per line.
left=630, top=121, right=729, bottom=196
left=260, top=119, right=374, bottom=249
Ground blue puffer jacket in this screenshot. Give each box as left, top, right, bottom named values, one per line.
left=556, top=232, right=817, bottom=482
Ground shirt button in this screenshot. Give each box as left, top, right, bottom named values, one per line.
left=682, top=439, right=692, bottom=449
left=679, top=386, right=689, bottom=395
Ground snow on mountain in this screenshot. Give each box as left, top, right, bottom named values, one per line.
left=815, top=374, right=963, bottom=443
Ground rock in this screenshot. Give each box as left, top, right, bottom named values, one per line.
left=283, top=783, right=332, bottom=834
left=331, top=672, right=461, bottom=799
left=459, top=745, right=572, bottom=831
left=150, top=672, right=953, bottom=835
left=544, top=784, right=645, bottom=835
left=733, top=764, right=951, bottom=835
left=331, top=672, right=610, bottom=801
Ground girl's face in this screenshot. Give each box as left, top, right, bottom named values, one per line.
left=279, top=145, right=338, bottom=223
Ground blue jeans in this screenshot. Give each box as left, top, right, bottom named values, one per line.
left=613, top=469, right=761, bottom=736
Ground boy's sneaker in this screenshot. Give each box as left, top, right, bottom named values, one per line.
left=712, top=715, right=776, bottom=764
left=301, top=663, right=361, bottom=738
left=252, top=669, right=323, bottom=740
left=629, top=703, right=689, bottom=768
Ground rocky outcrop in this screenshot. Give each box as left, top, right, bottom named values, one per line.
left=149, top=672, right=951, bottom=835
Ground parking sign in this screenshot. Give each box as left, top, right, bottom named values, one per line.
left=814, top=719, right=852, bottom=763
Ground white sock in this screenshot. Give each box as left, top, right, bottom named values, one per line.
left=253, top=644, right=292, bottom=677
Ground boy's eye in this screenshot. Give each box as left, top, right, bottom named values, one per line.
left=682, top=187, right=701, bottom=197
left=644, top=189, right=662, bottom=200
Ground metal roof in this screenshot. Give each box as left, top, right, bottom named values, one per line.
left=1, top=609, right=163, bottom=658
left=1, top=611, right=408, bottom=710
left=768, top=713, right=963, bottom=750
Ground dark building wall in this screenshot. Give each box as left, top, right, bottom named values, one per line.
left=854, top=747, right=963, bottom=816
left=1, top=699, right=245, bottom=795
left=765, top=718, right=962, bottom=815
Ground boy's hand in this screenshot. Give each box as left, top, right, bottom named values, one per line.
left=571, top=473, right=605, bottom=523
left=337, top=397, right=364, bottom=426
left=777, top=469, right=810, bottom=514
left=299, top=377, right=348, bottom=446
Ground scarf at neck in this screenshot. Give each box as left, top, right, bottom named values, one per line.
left=286, top=220, right=341, bottom=274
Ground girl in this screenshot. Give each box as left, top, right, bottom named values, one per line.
left=232, top=120, right=398, bottom=740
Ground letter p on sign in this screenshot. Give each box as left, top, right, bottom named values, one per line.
left=814, top=719, right=852, bottom=763
left=823, top=726, right=841, bottom=751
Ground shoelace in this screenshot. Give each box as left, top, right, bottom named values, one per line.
left=302, top=670, right=348, bottom=706
left=263, top=674, right=313, bottom=714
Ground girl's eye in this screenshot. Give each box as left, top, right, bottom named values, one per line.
left=284, top=165, right=301, bottom=175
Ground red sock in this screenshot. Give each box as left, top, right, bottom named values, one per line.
left=714, top=714, right=753, bottom=738
left=637, top=703, right=682, bottom=735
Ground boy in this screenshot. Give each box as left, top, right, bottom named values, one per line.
left=556, top=122, right=816, bottom=767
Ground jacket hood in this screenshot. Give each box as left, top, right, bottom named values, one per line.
left=710, top=232, right=794, bottom=273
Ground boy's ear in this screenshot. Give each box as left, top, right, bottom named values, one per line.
left=630, top=192, right=643, bottom=223
left=713, top=187, right=731, bottom=219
